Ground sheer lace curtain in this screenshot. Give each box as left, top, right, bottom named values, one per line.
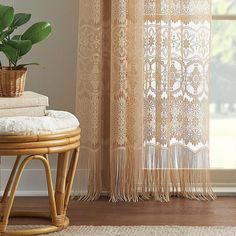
left=75, top=0, right=215, bottom=202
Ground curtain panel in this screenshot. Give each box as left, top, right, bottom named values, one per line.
left=76, top=0, right=215, bottom=202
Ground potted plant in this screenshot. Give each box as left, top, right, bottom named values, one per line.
left=0, top=4, right=51, bottom=97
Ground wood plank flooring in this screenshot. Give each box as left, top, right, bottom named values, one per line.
left=8, top=197, right=236, bottom=226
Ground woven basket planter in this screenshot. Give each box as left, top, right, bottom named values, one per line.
left=0, top=67, right=27, bottom=97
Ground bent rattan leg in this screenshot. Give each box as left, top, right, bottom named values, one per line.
left=0, top=155, right=57, bottom=233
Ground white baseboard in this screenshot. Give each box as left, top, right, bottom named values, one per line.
left=1, top=190, right=236, bottom=197
left=212, top=183, right=236, bottom=196
left=0, top=168, right=88, bottom=197
left=0, top=190, right=49, bottom=196
left=0, top=169, right=57, bottom=196
left=1, top=169, right=236, bottom=197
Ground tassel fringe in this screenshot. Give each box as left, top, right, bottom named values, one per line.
left=109, top=144, right=216, bottom=202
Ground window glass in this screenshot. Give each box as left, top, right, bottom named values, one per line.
left=210, top=1, right=236, bottom=169
left=213, top=0, right=236, bottom=15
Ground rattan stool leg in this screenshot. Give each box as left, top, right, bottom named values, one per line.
left=55, top=151, right=70, bottom=217
left=64, top=148, right=80, bottom=214
left=39, top=155, right=58, bottom=225
left=1, top=156, right=21, bottom=205
left=1, top=155, right=30, bottom=232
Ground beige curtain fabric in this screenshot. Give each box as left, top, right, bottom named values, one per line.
left=76, top=0, right=215, bottom=202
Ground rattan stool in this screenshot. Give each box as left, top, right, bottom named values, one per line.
left=0, top=111, right=80, bottom=235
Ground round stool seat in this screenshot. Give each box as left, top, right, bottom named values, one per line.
left=0, top=110, right=80, bottom=135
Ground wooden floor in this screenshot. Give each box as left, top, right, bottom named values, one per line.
left=8, top=197, right=236, bottom=226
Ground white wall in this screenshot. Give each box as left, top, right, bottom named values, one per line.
left=0, top=0, right=79, bottom=195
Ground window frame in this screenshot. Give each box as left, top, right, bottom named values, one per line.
left=213, top=15, right=236, bottom=20
left=210, top=13, right=236, bottom=191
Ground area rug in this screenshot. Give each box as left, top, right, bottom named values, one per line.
left=7, top=226, right=236, bottom=235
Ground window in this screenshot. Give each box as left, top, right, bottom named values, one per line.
left=210, top=0, right=236, bottom=187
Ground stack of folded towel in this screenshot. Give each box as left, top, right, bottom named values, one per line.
left=0, top=91, right=48, bottom=117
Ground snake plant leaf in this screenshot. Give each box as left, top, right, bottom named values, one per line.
left=0, top=5, right=14, bottom=31
left=12, top=13, right=31, bottom=28
left=7, top=39, right=32, bottom=57
left=22, top=21, right=51, bottom=44
left=1, top=44, right=18, bottom=65
left=11, top=35, right=21, bottom=40
left=15, top=62, right=39, bottom=69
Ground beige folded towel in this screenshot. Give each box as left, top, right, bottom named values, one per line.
left=0, top=91, right=49, bottom=109
left=0, top=106, right=46, bottom=117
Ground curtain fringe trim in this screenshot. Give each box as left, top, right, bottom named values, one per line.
left=109, top=145, right=215, bottom=202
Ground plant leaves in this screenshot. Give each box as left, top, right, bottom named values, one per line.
left=0, top=28, right=14, bottom=40
left=22, top=21, right=52, bottom=44
left=7, top=39, right=32, bottom=57
left=12, top=13, right=31, bottom=28
left=0, top=4, right=14, bottom=31
left=11, top=35, right=21, bottom=40
left=15, top=62, right=39, bottom=69
left=1, top=44, right=18, bottom=65
left=0, top=32, right=4, bottom=41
